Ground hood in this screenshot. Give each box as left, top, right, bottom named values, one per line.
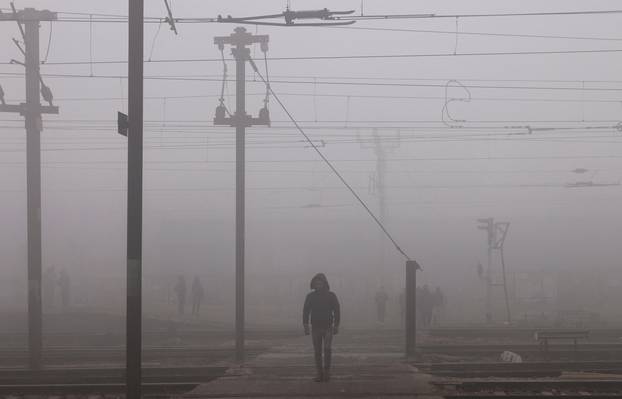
left=310, top=273, right=330, bottom=290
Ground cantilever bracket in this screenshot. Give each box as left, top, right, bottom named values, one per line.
left=216, top=8, right=356, bottom=27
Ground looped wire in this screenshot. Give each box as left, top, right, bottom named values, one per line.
left=219, top=47, right=232, bottom=116
left=442, top=79, right=471, bottom=128
left=263, top=50, right=271, bottom=108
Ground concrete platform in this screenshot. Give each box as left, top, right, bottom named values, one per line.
left=188, top=331, right=443, bottom=398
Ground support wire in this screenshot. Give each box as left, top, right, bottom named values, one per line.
left=247, top=55, right=411, bottom=261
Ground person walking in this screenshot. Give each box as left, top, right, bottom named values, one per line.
left=374, top=286, right=389, bottom=324
left=58, top=268, right=71, bottom=313
left=43, top=266, right=57, bottom=312
left=174, top=276, right=187, bottom=315
left=421, top=285, right=433, bottom=328
left=303, top=273, right=340, bottom=382
left=191, top=276, right=205, bottom=316
left=432, top=286, right=446, bottom=325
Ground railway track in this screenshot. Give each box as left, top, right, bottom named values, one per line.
left=420, top=342, right=622, bottom=360
left=0, top=346, right=265, bottom=367
left=4, top=342, right=622, bottom=366
left=417, top=360, right=622, bottom=378
left=0, top=330, right=301, bottom=349
left=429, top=326, right=622, bottom=340
left=0, top=366, right=227, bottom=396
left=435, top=378, right=622, bottom=398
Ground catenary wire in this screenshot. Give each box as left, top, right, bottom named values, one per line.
left=3, top=48, right=622, bottom=66
left=252, top=54, right=417, bottom=261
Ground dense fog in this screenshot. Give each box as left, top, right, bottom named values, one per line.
left=2, top=0, right=622, bottom=331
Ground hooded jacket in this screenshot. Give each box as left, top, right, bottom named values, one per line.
left=303, top=273, right=340, bottom=328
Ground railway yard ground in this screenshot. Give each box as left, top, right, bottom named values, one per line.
left=2, top=312, right=622, bottom=398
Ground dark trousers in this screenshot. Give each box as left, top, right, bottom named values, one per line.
left=312, top=327, right=333, bottom=375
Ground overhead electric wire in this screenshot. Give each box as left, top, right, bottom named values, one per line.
left=4, top=47, right=622, bottom=67
left=4, top=7, right=621, bottom=21
left=4, top=67, right=622, bottom=85
left=149, top=9, right=622, bottom=24
left=258, top=56, right=412, bottom=260
left=4, top=71, right=622, bottom=94
left=4, top=92, right=622, bottom=105
left=25, top=72, right=622, bottom=84
left=2, top=121, right=620, bottom=139
left=332, top=9, right=622, bottom=21
left=0, top=182, right=618, bottom=195
left=11, top=165, right=619, bottom=176
left=5, top=117, right=620, bottom=124
left=336, top=26, right=622, bottom=42
left=0, top=8, right=162, bottom=19
left=1, top=135, right=620, bottom=153
left=4, top=154, right=622, bottom=167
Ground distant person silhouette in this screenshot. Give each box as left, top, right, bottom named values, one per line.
left=375, top=286, right=389, bottom=323
left=191, top=276, right=205, bottom=316
left=421, top=285, right=433, bottom=327
left=43, top=266, right=57, bottom=312
left=58, top=268, right=71, bottom=313
left=174, top=276, right=187, bottom=315
left=432, top=286, right=446, bottom=325
left=303, top=273, right=340, bottom=382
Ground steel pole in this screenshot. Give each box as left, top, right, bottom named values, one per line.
left=486, top=244, right=492, bottom=323
left=126, top=0, right=144, bottom=398
left=485, top=218, right=494, bottom=324
left=377, top=144, right=386, bottom=273
left=234, top=44, right=248, bottom=362
left=25, top=18, right=42, bottom=371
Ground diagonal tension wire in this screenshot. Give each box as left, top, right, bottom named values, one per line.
left=148, top=18, right=164, bottom=61
left=263, top=50, right=270, bottom=108
left=42, top=21, right=53, bottom=64
left=247, top=55, right=411, bottom=261
left=219, top=48, right=232, bottom=116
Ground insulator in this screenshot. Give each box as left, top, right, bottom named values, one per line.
left=41, top=84, right=53, bottom=106
left=258, top=107, right=270, bottom=125
left=215, top=104, right=226, bottom=120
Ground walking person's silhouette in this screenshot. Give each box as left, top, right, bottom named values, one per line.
left=303, top=273, right=340, bottom=382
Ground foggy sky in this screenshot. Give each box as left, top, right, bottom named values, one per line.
left=1, top=1, right=622, bottom=322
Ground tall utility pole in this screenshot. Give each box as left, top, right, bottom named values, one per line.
left=373, top=130, right=388, bottom=226
left=494, top=221, right=511, bottom=324
left=0, top=7, right=58, bottom=370
left=214, top=27, right=270, bottom=362
left=477, top=218, right=511, bottom=324
left=477, top=218, right=494, bottom=323
left=125, top=1, right=144, bottom=399
left=360, top=129, right=400, bottom=276
left=371, top=129, right=400, bottom=224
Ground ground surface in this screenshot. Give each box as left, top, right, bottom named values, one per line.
left=189, top=330, right=442, bottom=398
left=3, top=312, right=622, bottom=397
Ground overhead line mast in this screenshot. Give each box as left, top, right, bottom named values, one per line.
left=0, top=5, right=58, bottom=371
left=213, top=27, right=270, bottom=362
